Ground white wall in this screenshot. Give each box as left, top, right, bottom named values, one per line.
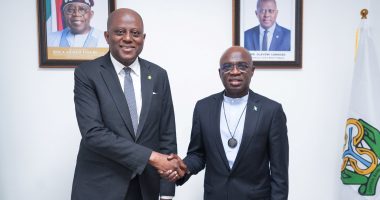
left=0, top=0, right=378, bottom=199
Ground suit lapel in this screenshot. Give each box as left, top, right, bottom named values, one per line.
left=212, top=92, right=232, bottom=171
left=269, top=24, right=282, bottom=50
left=99, top=53, right=136, bottom=140
left=136, top=59, right=153, bottom=140
left=231, top=90, right=261, bottom=172
left=253, top=27, right=260, bottom=50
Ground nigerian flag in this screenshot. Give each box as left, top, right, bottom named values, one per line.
left=341, top=18, right=380, bottom=199
left=46, top=0, right=64, bottom=34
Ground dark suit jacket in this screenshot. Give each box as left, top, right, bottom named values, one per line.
left=244, top=24, right=291, bottom=51
left=71, top=53, right=177, bottom=200
left=178, top=90, right=288, bottom=200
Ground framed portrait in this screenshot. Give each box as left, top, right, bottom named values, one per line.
left=233, top=0, right=303, bottom=68
left=37, top=0, right=116, bottom=68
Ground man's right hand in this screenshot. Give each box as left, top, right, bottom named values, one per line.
left=149, top=151, right=181, bottom=173
left=149, top=152, right=188, bottom=182
left=159, top=154, right=188, bottom=182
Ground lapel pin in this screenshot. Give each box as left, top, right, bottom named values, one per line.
left=148, top=75, right=152, bottom=80
left=276, top=35, right=279, bottom=39
left=253, top=106, right=258, bottom=111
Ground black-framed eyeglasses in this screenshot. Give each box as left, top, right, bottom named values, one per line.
left=257, top=9, right=277, bottom=15
left=63, top=5, right=91, bottom=16
left=220, top=62, right=251, bottom=73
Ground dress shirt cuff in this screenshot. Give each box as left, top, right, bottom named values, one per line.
left=160, top=196, right=174, bottom=199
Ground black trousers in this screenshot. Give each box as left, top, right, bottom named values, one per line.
left=125, top=176, right=142, bottom=200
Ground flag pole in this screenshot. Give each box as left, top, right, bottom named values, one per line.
left=361, top=9, right=368, bottom=19
left=355, top=9, right=368, bottom=59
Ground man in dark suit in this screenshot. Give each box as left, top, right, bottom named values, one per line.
left=71, top=8, right=183, bottom=200
left=169, top=46, right=289, bottom=199
left=244, top=0, right=291, bottom=51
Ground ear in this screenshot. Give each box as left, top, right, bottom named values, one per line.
left=251, top=61, right=255, bottom=74
left=90, top=10, right=94, bottom=19
left=218, top=68, right=223, bottom=78
left=104, top=31, right=110, bottom=44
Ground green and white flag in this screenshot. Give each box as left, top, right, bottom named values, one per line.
left=341, top=19, right=380, bottom=199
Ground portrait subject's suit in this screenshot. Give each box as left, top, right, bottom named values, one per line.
left=178, top=90, right=288, bottom=200
left=244, top=24, right=291, bottom=51
left=71, top=53, right=176, bottom=200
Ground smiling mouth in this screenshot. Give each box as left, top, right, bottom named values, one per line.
left=71, top=20, right=83, bottom=25
left=229, top=79, right=242, bottom=86
left=120, top=46, right=135, bottom=51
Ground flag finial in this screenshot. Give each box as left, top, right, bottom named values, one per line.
left=360, top=9, right=368, bottom=19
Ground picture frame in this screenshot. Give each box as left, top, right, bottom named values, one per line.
left=233, top=0, right=303, bottom=68
left=37, top=0, right=116, bottom=68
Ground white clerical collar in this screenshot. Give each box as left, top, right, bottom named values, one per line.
left=110, top=54, right=140, bottom=77
left=223, top=93, right=249, bottom=105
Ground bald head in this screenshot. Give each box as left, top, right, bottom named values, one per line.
left=218, top=46, right=254, bottom=98
left=104, top=8, right=146, bottom=67
left=219, top=46, right=253, bottom=67
left=107, top=8, right=144, bottom=32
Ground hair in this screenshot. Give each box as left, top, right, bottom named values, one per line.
left=256, top=0, right=277, bottom=9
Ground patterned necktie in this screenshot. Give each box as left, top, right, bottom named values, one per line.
left=262, top=29, right=268, bottom=51
left=123, top=68, right=138, bottom=134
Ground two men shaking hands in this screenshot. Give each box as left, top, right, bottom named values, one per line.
left=149, top=152, right=187, bottom=182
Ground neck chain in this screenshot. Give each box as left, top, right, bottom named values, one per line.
left=222, top=101, right=247, bottom=148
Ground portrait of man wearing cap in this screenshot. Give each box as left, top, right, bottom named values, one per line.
left=47, top=0, right=107, bottom=48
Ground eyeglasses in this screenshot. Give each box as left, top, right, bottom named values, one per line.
left=257, top=9, right=277, bottom=15
left=63, top=5, right=91, bottom=16
left=220, top=62, right=251, bottom=73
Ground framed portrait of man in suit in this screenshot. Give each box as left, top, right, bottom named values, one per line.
left=233, top=0, right=303, bottom=68
left=37, top=0, right=116, bottom=68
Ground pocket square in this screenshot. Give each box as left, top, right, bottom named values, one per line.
left=153, top=92, right=157, bottom=95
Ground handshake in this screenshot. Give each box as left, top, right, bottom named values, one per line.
left=149, top=151, right=187, bottom=182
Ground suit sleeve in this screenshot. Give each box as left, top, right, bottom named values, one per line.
left=269, top=104, right=289, bottom=200
left=177, top=102, right=206, bottom=186
left=74, top=66, right=152, bottom=175
left=158, top=71, right=177, bottom=196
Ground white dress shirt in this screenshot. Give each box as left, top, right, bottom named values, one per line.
left=110, top=54, right=142, bottom=122
left=220, top=94, right=248, bottom=169
left=259, top=23, right=276, bottom=50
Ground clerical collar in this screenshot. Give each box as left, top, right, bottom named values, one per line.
left=223, top=93, right=249, bottom=104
